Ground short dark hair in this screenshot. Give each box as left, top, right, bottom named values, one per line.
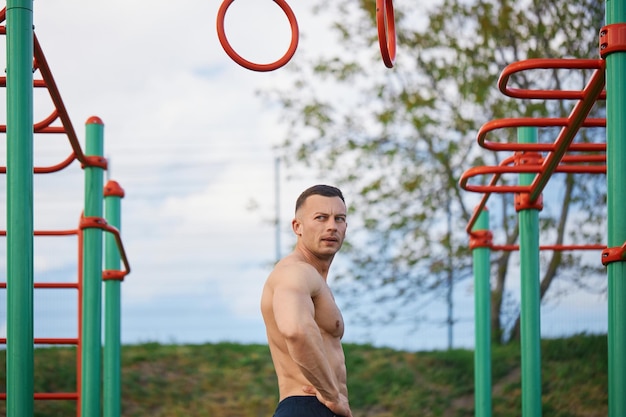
left=295, top=184, right=345, bottom=213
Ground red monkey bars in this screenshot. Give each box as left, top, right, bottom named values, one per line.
left=460, top=58, right=607, bottom=238
left=462, top=55, right=610, bottom=417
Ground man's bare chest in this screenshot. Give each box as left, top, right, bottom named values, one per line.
left=313, top=287, right=345, bottom=338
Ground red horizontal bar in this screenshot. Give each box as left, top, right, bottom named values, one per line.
left=35, top=283, right=79, bottom=289
left=491, top=244, right=606, bottom=252
left=0, top=283, right=78, bottom=289
left=0, top=153, right=78, bottom=174
left=477, top=117, right=606, bottom=152
left=35, top=392, right=79, bottom=401
left=498, top=58, right=606, bottom=100
left=0, top=229, right=79, bottom=237
left=0, top=392, right=79, bottom=401
left=459, top=157, right=606, bottom=194
left=0, top=338, right=78, bottom=345
left=0, top=77, right=49, bottom=89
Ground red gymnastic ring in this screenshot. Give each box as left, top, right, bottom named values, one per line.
left=376, top=0, right=396, bottom=68
left=216, top=0, right=299, bottom=72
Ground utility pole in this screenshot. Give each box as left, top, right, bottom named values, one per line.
left=274, top=157, right=281, bottom=263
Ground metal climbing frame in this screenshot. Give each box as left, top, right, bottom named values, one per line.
left=460, top=6, right=626, bottom=417
left=1, top=3, right=130, bottom=417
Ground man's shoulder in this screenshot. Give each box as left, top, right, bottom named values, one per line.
left=267, top=256, right=321, bottom=289
left=272, top=258, right=317, bottom=279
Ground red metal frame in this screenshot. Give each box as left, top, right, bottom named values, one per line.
left=79, top=215, right=131, bottom=280
left=0, top=7, right=129, bottom=414
left=0, top=228, right=81, bottom=405
left=0, top=33, right=105, bottom=174
left=460, top=59, right=606, bottom=234
left=461, top=58, right=607, bottom=253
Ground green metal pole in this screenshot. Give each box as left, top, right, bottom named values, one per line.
left=518, top=127, right=542, bottom=417
left=82, top=117, right=105, bottom=417
left=5, top=2, right=34, bottom=417
left=103, top=180, right=124, bottom=417
left=472, top=209, right=492, bottom=417
left=605, top=2, right=626, bottom=416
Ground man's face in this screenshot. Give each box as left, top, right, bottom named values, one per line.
left=293, top=195, right=347, bottom=257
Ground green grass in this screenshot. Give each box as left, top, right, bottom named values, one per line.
left=0, top=334, right=608, bottom=417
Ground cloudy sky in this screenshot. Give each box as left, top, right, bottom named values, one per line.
left=0, top=0, right=608, bottom=352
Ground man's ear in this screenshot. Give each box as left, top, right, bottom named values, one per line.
left=292, top=218, right=302, bottom=236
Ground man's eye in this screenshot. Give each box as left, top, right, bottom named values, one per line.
left=336, top=217, right=346, bottom=223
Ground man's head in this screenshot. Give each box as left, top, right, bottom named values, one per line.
left=295, top=185, right=345, bottom=214
left=293, top=185, right=347, bottom=260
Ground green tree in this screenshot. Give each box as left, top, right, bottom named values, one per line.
left=269, top=0, right=606, bottom=344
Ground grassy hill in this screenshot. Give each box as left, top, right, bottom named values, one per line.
left=0, top=333, right=608, bottom=417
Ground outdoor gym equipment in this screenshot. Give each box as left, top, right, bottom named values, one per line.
left=460, top=8, right=626, bottom=417
left=216, top=0, right=299, bottom=72
left=215, top=0, right=396, bottom=71
left=376, top=0, right=396, bottom=68
left=0, top=2, right=131, bottom=417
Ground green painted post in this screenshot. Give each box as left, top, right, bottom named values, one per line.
left=605, top=2, right=626, bottom=416
left=103, top=180, right=125, bottom=417
left=5, top=2, right=34, bottom=417
left=82, top=117, right=105, bottom=417
left=472, top=209, right=492, bottom=417
left=517, top=127, right=542, bottom=417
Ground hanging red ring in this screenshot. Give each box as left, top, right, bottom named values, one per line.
left=216, top=0, right=299, bottom=72
left=376, top=0, right=396, bottom=68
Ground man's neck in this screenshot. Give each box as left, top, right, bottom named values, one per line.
left=294, top=246, right=334, bottom=279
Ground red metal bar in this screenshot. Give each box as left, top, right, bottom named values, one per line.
left=0, top=229, right=79, bottom=237
left=498, top=58, right=606, bottom=100
left=477, top=117, right=606, bottom=152
left=459, top=153, right=606, bottom=194
left=35, top=393, right=79, bottom=401
left=491, top=244, right=607, bottom=252
left=0, top=338, right=78, bottom=345
left=32, top=34, right=86, bottom=165
left=34, top=229, right=79, bottom=236
left=0, top=393, right=79, bottom=401
left=528, top=67, right=606, bottom=202
left=0, top=16, right=103, bottom=174
left=79, top=216, right=131, bottom=278
left=35, top=283, right=79, bottom=289
left=0, top=283, right=78, bottom=289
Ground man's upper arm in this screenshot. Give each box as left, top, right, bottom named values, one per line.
left=272, top=265, right=317, bottom=339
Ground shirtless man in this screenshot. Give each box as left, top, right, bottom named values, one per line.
left=261, top=185, right=353, bottom=417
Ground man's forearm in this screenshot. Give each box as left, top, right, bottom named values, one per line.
left=285, top=331, right=340, bottom=401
